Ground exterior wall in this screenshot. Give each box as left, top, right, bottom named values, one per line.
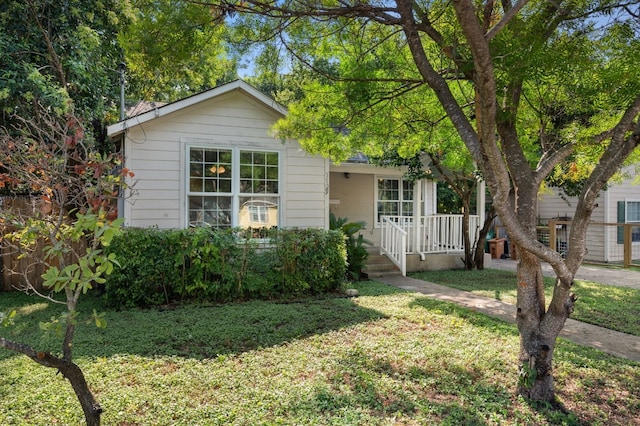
left=538, top=187, right=606, bottom=261
left=119, top=90, right=328, bottom=229
left=537, top=167, right=640, bottom=262
left=329, top=170, right=376, bottom=237
left=329, top=165, right=409, bottom=246
left=600, top=168, right=640, bottom=262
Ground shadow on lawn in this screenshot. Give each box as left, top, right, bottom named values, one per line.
left=67, top=294, right=389, bottom=359
left=289, top=346, right=506, bottom=425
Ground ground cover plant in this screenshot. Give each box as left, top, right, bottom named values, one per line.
left=410, top=269, right=640, bottom=337
left=1, top=281, right=638, bottom=425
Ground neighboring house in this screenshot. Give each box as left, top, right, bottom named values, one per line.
left=537, top=168, right=640, bottom=264
left=107, top=80, right=486, bottom=275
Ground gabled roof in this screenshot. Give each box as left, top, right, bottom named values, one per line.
left=107, top=79, right=287, bottom=138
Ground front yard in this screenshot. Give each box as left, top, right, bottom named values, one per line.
left=1, top=280, right=638, bottom=425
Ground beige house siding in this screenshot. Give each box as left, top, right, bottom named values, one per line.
left=329, top=165, right=419, bottom=246
left=112, top=84, right=328, bottom=230
left=537, top=167, right=640, bottom=262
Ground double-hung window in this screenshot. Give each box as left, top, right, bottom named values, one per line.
left=188, top=147, right=279, bottom=229
left=376, top=178, right=414, bottom=224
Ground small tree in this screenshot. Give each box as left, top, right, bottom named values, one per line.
left=0, top=104, right=131, bottom=425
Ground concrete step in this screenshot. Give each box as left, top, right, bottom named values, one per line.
left=363, top=247, right=402, bottom=278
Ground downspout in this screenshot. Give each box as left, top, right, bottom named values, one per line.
left=414, top=179, right=425, bottom=260
left=603, top=187, right=610, bottom=262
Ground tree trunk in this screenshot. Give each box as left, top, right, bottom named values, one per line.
left=473, top=206, right=496, bottom=270
left=514, top=249, right=576, bottom=402
left=0, top=338, right=102, bottom=425
left=58, top=358, right=102, bottom=426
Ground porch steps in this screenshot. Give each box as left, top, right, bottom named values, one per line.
left=362, top=247, right=402, bottom=278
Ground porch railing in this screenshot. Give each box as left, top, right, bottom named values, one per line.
left=381, top=215, right=481, bottom=274
left=380, top=216, right=407, bottom=276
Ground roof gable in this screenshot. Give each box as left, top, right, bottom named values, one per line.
left=107, top=80, right=287, bottom=137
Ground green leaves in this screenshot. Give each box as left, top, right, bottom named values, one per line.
left=0, top=310, right=16, bottom=327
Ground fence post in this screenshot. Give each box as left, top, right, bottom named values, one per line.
left=548, top=220, right=557, bottom=252
left=624, top=224, right=632, bottom=268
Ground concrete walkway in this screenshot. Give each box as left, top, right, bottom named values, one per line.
left=377, top=273, right=640, bottom=362
left=489, top=258, right=640, bottom=290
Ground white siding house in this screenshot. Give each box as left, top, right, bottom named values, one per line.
left=107, top=80, right=486, bottom=275
left=107, top=80, right=330, bottom=230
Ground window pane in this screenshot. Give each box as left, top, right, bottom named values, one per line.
left=239, top=196, right=278, bottom=229
left=189, top=196, right=232, bottom=228
left=240, top=151, right=253, bottom=164
left=240, top=150, right=279, bottom=195
left=219, top=179, right=231, bottom=192
left=190, top=149, right=203, bottom=162
left=266, top=152, right=278, bottom=165
left=403, top=181, right=414, bottom=200
left=628, top=202, right=640, bottom=222
left=189, top=148, right=232, bottom=194
left=401, top=201, right=414, bottom=216
left=190, top=179, right=203, bottom=192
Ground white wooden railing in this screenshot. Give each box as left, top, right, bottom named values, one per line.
left=380, top=216, right=407, bottom=276
left=381, top=215, right=481, bottom=275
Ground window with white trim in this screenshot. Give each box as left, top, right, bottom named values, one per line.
left=617, top=200, right=640, bottom=243
left=376, top=178, right=413, bottom=223
left=188, top=147, right=279, bottom=229
left=627, top=200, right=640, bottom=242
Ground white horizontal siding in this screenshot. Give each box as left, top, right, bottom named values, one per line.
left=122, top=88, right=328, bottom=230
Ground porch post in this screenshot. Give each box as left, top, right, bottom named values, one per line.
left=477, top=178, right=486, bottom=228
left=413, top=179, right=421, bottom=253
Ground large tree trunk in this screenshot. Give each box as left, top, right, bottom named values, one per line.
left=513, top=241, right=578, bottom=401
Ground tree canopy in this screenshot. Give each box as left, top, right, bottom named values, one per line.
left=120, top=0, right=237, bottom=102
left=208, top=0, right=640, bottom=401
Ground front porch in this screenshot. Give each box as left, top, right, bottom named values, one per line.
left=379, top=214, right=482, bottom=276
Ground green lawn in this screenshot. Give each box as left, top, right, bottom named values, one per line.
left=1, top=283, right=639, bottom=425
left=411, top=268, right=640, bottom=336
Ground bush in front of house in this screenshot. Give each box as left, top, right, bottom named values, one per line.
left=103, top=227, right=347, bottom=308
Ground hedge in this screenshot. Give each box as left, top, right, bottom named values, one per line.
left=103, top=227, right=347, bottom=308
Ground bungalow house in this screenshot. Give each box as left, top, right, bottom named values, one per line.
left=536, top=168, right=640, bottom=265
left=107, top=80, right=486, bottom=275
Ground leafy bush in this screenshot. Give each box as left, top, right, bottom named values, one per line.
left=330, top=212, right=371, bottom=280
left=103, top=227, right=347, bottom=308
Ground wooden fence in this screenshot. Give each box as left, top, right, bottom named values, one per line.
left=499, top=220, right=640, bottom=268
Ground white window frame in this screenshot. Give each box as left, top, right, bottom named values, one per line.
left=625, top=199, right=640, bottom=243
left=374, top=176, right=414, bottom=227
left=186, top=144, right=281, bottom=229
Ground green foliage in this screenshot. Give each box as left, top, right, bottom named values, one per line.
left=103, top=227, right=347, bottom=308
left=37, top=214, right=124, bottom=294
left=0, top=310, right=16, bottom=327
left=0, top=0, right=130, bottom=144
left=330, top=212, right=371, bottom=281
left=120, top=0, right=237, bottom=103
left=518, top=361, right=538, bottom=390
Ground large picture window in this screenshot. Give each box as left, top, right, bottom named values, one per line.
left=376, top=178, right=413, bottom=224
left=188, top=147, right=279, bottom=228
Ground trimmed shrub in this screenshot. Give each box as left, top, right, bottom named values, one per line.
left=103, top=227, right=347, bottom=308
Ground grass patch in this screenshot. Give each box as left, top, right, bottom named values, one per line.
left=410, top=269, right=640, bottom=336
left=1, top=283, right=639, bottom=425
